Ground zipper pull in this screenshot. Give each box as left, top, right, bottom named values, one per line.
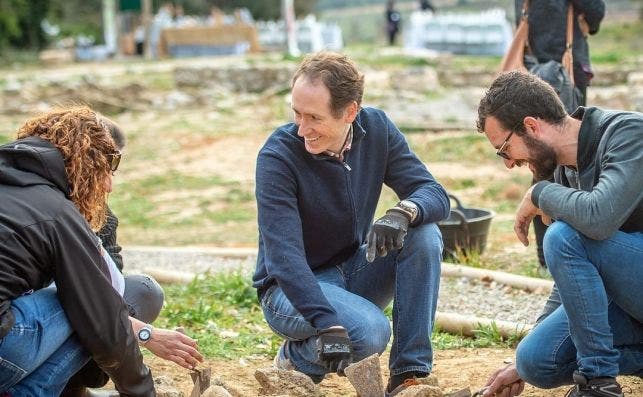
left=342, top=162, right=352, bottom=171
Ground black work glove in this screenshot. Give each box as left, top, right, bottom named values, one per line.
left=316, top=326, right=352, bottom=375
left=366, top=209, right=410, bottom=262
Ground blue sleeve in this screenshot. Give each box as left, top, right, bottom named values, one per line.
left=256, top=149, right=339, bottom=329
left=383, top=115, right=450, bottom=226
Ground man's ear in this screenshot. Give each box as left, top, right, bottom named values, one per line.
left=523, top=116, right=540, bottom=136
left=343, top=101, right=359, bottom=123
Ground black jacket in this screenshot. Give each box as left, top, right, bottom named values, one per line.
left=515, top=0, right=605, bottom=89
left=0, top=137, right=154, bottom=395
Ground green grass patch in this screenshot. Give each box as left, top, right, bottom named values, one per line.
left=0, top=132, right=12, bottom=145
left=156, top=273, right=524, bottom=359
left=156, top=272, right=281, bottom=359
left=590, top=21, right=643, bottom=65
left=409, top=133, right=492, bottom=164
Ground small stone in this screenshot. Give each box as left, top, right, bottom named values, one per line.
left=254, top=367, right=321, bottom=397
left=154, top=375, right=184, bottom=397
left=344, top=353, right=384, bottom=397
left=202, top=385, right=233, bottom=397
left=444, top=388, right=472, bottom=397
left=396, top=385, right=443, bottom=397
left=417, top=374, right=440, bottom=387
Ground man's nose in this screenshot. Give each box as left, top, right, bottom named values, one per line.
left=503, top=158, right=516, bottom=169
left=297, top=120, right=310, bottom=136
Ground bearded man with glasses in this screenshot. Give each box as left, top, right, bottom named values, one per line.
left=475, top=71, right=643, bottom=397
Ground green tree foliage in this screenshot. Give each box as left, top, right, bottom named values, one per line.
left=0, top=0, right=49, bottom=50
left=48, top=0, right=103, bottom=41
left=0, top=0, right=25, bottom=50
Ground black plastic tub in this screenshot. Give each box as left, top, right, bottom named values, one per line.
left=437, top=194, right=495, bottom=259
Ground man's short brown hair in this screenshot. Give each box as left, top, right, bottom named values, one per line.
left=292, top=51, right=365, bottom=118
left=477, top=71, right=567, bottom=135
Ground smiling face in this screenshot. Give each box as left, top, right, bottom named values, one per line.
left=291, top=77, right=357, bottom=154
left=484, top=116, right=558, bottom=181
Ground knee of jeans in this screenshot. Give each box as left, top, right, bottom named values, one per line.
left=543, top=221, right=581, bottom=273
left=350, top=314, right=391, bottom=361
left=123, top=274, right=165, bottom=323
left=405, top=223, right=443, bottom=260
left=516, top=338, right=560, bottom=389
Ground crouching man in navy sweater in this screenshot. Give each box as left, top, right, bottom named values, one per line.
left=253, top=52, right=450, bottom=396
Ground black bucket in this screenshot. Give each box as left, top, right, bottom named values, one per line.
left=437, top=194, right=495, bottom=259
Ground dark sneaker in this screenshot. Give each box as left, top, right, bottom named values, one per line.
left=564, top=371, right=624, bottom=397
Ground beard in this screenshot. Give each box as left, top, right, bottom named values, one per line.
left=523, top=134, right=558, bottom=181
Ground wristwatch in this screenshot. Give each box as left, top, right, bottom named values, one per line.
left=137, top=324, right=153, bottom=345
left=393, top=200, right=419, bottom=223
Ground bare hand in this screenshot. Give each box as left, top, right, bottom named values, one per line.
left=145, top=328, right=203, bottom=370
left=483, top=363, right=525, bottom=397
left=514, top=187, right=543, bottom=246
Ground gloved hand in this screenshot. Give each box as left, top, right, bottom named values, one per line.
left=366, top=209, right=410, bottom=262
left=316, top=326, right=352, bottom=375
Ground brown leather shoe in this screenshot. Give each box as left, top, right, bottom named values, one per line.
left=386, top=377, right=421, bottom=396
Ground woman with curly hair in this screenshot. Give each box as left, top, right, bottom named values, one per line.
left=0, top=106, right=201, bottom=396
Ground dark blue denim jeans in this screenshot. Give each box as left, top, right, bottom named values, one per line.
left=0, top=288, right=90, bottom=396
left=516, top=222, right=643, bottom=387
left=261, top=223, right=443, bottom=379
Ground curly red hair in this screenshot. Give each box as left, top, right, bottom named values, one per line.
left=16, top=105, right=117, bottom=230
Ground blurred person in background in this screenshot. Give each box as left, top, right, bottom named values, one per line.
left=386, top=0, right=402, bottom=45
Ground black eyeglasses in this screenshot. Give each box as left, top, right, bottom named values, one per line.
left=106, top=151, right=122, bottom=172
left=495, top=130, right=515, bottom=160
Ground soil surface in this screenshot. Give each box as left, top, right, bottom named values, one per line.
left=139, top=349, right=642, bottom=396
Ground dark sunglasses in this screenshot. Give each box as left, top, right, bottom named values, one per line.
left=106, top=151, right=122, bottom=172
left=495, top=130, right=515, bottom=160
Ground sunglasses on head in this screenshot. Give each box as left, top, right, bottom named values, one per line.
left=106, top=151, right=122, bottom=172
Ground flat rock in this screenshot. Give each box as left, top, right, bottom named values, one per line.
left=154, top=375, right=184, bottom=397
left=345, top=353, right=384, bottom=397
left=202, top=385, right=233, bottom=397
left=396, top=385, right=443, bottom=397
left=254, top=367, right=321, bottom=397
left=444, top=388, right=472, bottom=397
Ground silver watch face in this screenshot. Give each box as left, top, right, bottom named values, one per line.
left=138, top=328, right=152, bottom=342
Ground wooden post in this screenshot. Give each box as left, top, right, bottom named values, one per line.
left=142, top=0, right=152, bottom=59
left=282, top=0, right=300, bottom=56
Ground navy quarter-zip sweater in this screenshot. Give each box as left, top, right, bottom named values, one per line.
left=253, top=107, right=450, bottom=329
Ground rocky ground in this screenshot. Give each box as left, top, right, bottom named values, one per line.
left=119, top=249, right=642, bottom=396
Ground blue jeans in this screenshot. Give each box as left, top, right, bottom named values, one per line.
left=0, top=288, right=90, bottom=396
left=516, top=222, right=643, bottom=387
left=261, top=223, right=443, bottom=379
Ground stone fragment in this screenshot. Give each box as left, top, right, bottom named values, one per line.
left=254, top=367, right=321, bottom=397
left=154, top=375, right=184, bottom=397
left=396, top=385, right=443, bottom=397
left=444, top=388, right=472, bottom=397
left=344, top=353, right=385, bottom=397
left=418, top=374, right=439, bottom=387
left=202, top=385, right=233, bottom=397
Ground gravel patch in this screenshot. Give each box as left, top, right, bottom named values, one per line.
left=122, top=247, right=548, bottom=326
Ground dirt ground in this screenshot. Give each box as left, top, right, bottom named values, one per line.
left=141, top=348, right=643, bottom=396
